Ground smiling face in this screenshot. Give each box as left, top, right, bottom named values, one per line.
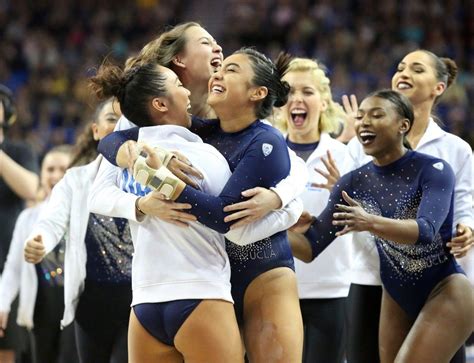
left=355, top=96, right=410, bottom=162
left=391, top=50, right=446, bottom=106
left=40, top=151, right=70, bottom=195
left=158, top=66, right=192, bottom=127
left=178, top=25, right=223, bottom=83
left=282, top=70, right=327, bottom=143
left=92, top=100, right=121, bottom=141
left=207, top=53, right=260, bottom=114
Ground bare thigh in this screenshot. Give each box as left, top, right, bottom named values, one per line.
left=243, top=267, right=303, bottom=363
left=128, top=309, right=182, bottom=363
left=0, top=350, right=15, bottom=363
left=379, top=289, right=414, bottom=363
left=396, top=274, right=474, bottom=363
left=174, top=300, right=243, bottom=363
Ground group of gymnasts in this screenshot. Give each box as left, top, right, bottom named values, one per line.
left=1, top=21, right=472, bottom=363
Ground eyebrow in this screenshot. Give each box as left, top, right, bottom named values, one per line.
left=224, top=62, right=241, bottom=69
left=358, top=107, right=385, bottom=112
left=399, top=61, right=426, bottom=67
left=198, top=36, right=215, bottom=43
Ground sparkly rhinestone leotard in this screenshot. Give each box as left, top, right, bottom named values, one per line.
left=304, top=150, right=464, bottom=317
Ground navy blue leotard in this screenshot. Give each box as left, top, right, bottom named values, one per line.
left=303, top=150, right=464, bottom=317
left=98, top=118, right=295, bottom=321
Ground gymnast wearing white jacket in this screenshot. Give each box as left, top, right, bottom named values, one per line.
left=88, top=61, right=303, bottom=363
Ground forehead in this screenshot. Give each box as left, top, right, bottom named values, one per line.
left=184, top=25, right=212, bottom=41
left=223, top=53, right=253, bottom=71
left=42, top=152, right=70, bottom=167
left=400, top=51, right=434, bottom=68
left=159, top=65, right=178, bottom=81
left=359, top=96, right=394, bottom=111
left=283, top=70, right=319, bottom=87
left=98, top=100, right=116, bottom=116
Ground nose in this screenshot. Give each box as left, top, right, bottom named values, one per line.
left=289, top=91, right=302, bottom=102
left=213, top=41, right=223, bottom=55
left=211, top=69, right=223, bottom=81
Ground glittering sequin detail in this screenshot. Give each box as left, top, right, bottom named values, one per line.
left=37, top=238, right=65, bottom=286
left=85, top=213, right=133, bottom=284
left=356, top=177, right=448, bottom=285
left=226, top=238, right=276, bottom=271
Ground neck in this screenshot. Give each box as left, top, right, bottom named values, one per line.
left=288, top=128, right=320, bottom=144
left=218, top=108, right=258, bottom=133
left=0, top=129, right=3, bottom=144
left=407, top=99, right=432, bottom=149
left=184, top=76, right=217, bottom=119
left=373, top=145, right=407, bottom=166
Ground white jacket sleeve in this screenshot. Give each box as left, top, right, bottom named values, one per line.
left=453, top=150, right=474, bottom=229
left=0, top=211, right=29, bottom=312
left=270, top=148, right=308, bottom=208
left=88, top=158, right=140, bottom=222
left=28, top=174, right=74, bottom=254
left=225, top=198, right=303, bottom=245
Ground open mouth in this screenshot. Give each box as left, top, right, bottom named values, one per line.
left=396, top=81, right=413, bottom=90
left=290, top=109, right=307, bottom=127
left=359, top=131, right=376, bottom=145
left=210, top=84, right=225, bottom=94
left=210, top=58, right=222, bottom=71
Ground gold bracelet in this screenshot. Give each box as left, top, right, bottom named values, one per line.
left=135, top=197, right=146, bottom=215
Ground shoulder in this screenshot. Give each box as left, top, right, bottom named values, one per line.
left=439, top=132, right=472, bottom=155
left=321, top=133, right=347, bottom=152
left=415, top=152, right=455, bottom=179
left=254, top=121, right=287, bottom=145
left=17, top=202, right=43, bottom=223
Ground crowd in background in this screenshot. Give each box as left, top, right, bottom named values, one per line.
left=0, top=0, right=473, bottom=159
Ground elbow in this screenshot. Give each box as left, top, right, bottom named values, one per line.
left=415, top=218, right=437, bottom=244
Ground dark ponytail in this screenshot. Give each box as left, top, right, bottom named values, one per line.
left=234, top=47, right=291, bottom=119
left=420, top=50, right=458, bottom=104
left=90, top=62, right=167, bottom=127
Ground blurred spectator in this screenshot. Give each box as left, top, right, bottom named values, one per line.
left=0, top=0, right=472, bottom=156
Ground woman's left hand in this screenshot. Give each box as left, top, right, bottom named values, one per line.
left=223, top=187, right=282, bottom=228
left=332, top=191, right=372, bottom=236
left=167, top=151, right=203, bottom=189
left=447, top=224, right=473, bottom=258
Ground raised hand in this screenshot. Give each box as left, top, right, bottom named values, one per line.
left=312, top=150, right=341, bottom=191
left=333, top=191, right=372, bottom=236
left=336, top=94, right=359, bottom=143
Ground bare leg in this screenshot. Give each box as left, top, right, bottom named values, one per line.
left=0, top=350, right=15, bottom=363
left=243, top=267, right=303, bottom=363
left=128, top=310, right=182, bottom=363
left=396, top=274, right=474, bottom=363
left=174, top=300, right=243, bottom=363
left=379, top=289, right=414, bottom=363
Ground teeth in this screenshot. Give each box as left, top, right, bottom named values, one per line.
left=211, top=58, right=222, bottom=67
left=291, top=109, right=306, bottom=115
left=360, top=132, right=376, bottom=137
left=397, top=82, right=412, bottom=90
left=212, top=85, right=224, bottom=93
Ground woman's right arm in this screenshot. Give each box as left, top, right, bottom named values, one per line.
left=26, top=173, right=74, bottom=254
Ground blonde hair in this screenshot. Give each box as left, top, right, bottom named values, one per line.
left=277, top=58, right=345, bottom=135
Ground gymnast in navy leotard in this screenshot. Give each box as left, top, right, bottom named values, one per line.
left=290, top=90, right=474, bottom=362
left=99, top=49, right=304, bottom=362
